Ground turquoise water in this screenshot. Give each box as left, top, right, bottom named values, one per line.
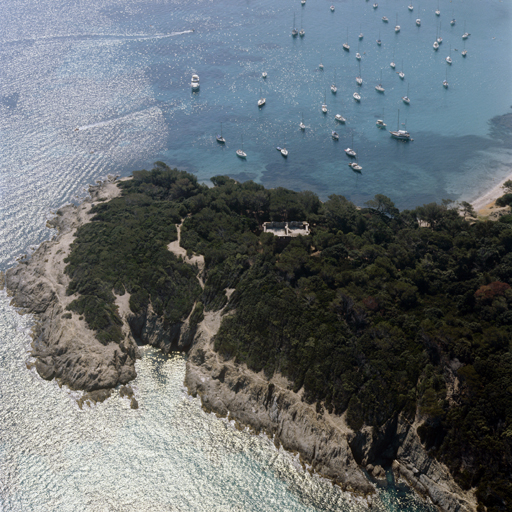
left=0, top=0, right=511, bottom=508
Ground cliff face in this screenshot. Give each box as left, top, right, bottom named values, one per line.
left=185, top=309, right=478, bottom=512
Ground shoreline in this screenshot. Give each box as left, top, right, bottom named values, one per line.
left=469, top=169, right=512, bottom=216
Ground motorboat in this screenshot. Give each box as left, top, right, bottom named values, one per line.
left=301, top=0, right=306, bottom=4
left=216, top=123, right=226, bottom=143
left=382, top=16, right=389, bottom=22
left=416, top=18, right=421, bottom=26
left=335, top=114, right=346, bottom=123
left=330, top=5, right=335, bottom=12
left=332, top=131, right=339, bottom=140
left=408, top=3, right=413, bottom=11
left=376, top=119, right=386, bottom=128
left=373, top=3, right=378, bottom=9
left=461, top=49, right=467, bottom=57
left=353, top=92, right=361, bottom=101
left=191, top=74, right=200, bottom=90
left=389, top=109, right=412, bottom=140
left=262, top=71, right=267, bottom=78
left=356, top=76, right=363, bottom=85
left=349, top=162, right=362, bottom=172
left=236, top=136, right=247, bottom=158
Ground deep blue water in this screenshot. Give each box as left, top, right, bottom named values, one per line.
left=0, top=0, right=511, bottom=509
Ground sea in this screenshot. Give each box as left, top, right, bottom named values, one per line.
left=0, top=0, right=511, bottom=509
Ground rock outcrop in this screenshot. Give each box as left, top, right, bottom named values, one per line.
left=5, top=177, right=140, bottom=393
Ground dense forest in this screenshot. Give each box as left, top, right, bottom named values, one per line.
left=64, top=163, right=512, bottom=510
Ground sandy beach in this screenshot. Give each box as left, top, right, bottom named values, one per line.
left=470, top=171, right=512, bottom=217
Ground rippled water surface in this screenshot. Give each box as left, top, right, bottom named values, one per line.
left=1, top=0, right=511, bottom=509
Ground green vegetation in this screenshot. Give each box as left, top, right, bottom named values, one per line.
left=65, top=164, right=512, bottom=510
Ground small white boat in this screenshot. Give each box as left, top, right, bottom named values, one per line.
left=191, top=74, right=200, bottom=90
left=462, top=40, right=467, bottom=57
left=446, top=45, right=452, bottom=64
left=416, top=18, right=421, bottom=26
left=443, top=68, right=448, bottom=87
left=301, top=0, right=306, bottom=4
left=349, top=162, right=362, bottom=172
left=356, top=62, right=363, bottom=85
left=375, top=70, right=384, bottom=92
left=292, top=13, right=298, bottom=37
left=331, top=68, right=337, bottom=94
left=382, top=16, right=389, bottom=22
left=376, top=31, right=382, bottom=45
left=408, top=3, right=413, bottom=11
left=300, top=112, right=306, bottom=130
left=450, top=19, right=456, bottom=26
left=345, top=137, right=357, bottom=157
left=216, top=123, right=226, bottom=143
left=281, top=147, right=288, bottom=157
left=433, top=40, right=439, bottom=50
left=258, top=87, right=266, bottom=107
left=353, top=92, right=361, bottom=101
left=262, top=71, right=267, bottom=78
left=395, top=14, right=400, bottom=32
left=373, top=3, right=378, bottom=9
left=299, top=28, right=305, bottom=37
left=435, top=1, right=440, bottom=17
left=402, top=84, right=410, bottom=104
left=319, top=57, right=324, bottom=69
left=330, top=5, right=335, bottom=12
left=398, top=60, right=405, bottom=79
left=462, top=32, right=469, bottom=39
left=236, top=136, right=247, bottom=158
left=390, top=49, right=396, bottom=69
left=332, top=131, right=339, bottom=140
left=322, top=91, right=328, bottom=113
left=356, top=52, right=362, bottom=60
left=335, top=114, right=346, bottom=123
left=376, top=119, right=386, bottom=128
left=359, top=26, right=363, bottom=39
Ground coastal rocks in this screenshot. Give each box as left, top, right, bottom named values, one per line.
left=185, top=310, right=375, bottom=496
left=185, top=310, right=478, bottom=512
left=5, top=177, right=140, bottom=393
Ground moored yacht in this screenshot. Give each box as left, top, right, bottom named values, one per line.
left=191, top=74, right=200, bottom=90
left=236, top=135, right=247, bottom=158
left=332, top=131, right=339, bottom=140
left=345, top=136, right=357, bottom=157
left=335, top=114, right=346, bottom=123
left=353, top=92, right=361, bottom=101
left=389, top=109, right=412, bottom=140
left=216, top=123, right=226, bottom=143
left=402, top=84, right=410, bottom=104
left=382, top=16, right=389, bottom=22
left=299, top=112, right=306, bottom=130
left=322, top=91, right=328, bottom=113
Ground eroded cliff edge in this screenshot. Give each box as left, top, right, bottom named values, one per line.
left=185, top=309, right=477, bottom=512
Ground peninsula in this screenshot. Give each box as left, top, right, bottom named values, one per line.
left=5, top=163, right=512, bottom=511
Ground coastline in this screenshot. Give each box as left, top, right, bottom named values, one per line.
left=470, top=169, right=511, bottom=216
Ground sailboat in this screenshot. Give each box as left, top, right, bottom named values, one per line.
left=236, top=135, right=247, bottom=158
left=462, top=21, right=469, bottom=39
left=332, top=131, right=339, bottom=140
left=395, top=14, right=400, bottom=33
left=376, top=30, right=382, bottom=46
left=216, top=123, right=226, bottom=143
left=443, top=68, right=448, bottom=88
left=389, top=109, right=412, bottom=140
left=319, top=56, right=324, bottom=70
left=402, top=84, right=410, bottom=104
left=343, top=29, right=350, bottom=51
left=345, top=134, right=357, bottom=157
left=335, top=113, right=346, bottom=123
left=461, top=39, right=467, bottom=57
left=382, top=16, right=389, bottom=22
left=375, top=69, right=385, bottom=92
left=359, top=25, right=363, bottom=39
left=356, top=61, right=363, bottom=85
left=408, top=3, right=413, bottom=11
left=437, top=22, right=443, bottom=44
left=292, top=13, right=298, bottom=37
left=258, top=86, right=266, bottom=107
left=416, top=2, right=421, bottom=25
left=353, top=91, right=361, bottom=102
left=398, top=60, right=405, bottom=79
left=280, top=136, right=288, bottom=157
left=450, top=10, right=456, bottom=25
left=322, top=91, right=328, bottom=113
left=300, top=112, right=306, bottom=130
left=299, top=11, right=305, bottom=37
left=446, top=45, right=452, bottom=64
left=435, top=0, right=440, bottom=16
left=330, top=5, right=335, bottom=12
left=390, top=49, right=396, bottom=68
left=331, top=68, right=337, bottom=94
left=376, top=108, right=386, bottom=128
left=262, top=71, right=267, bottom=78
